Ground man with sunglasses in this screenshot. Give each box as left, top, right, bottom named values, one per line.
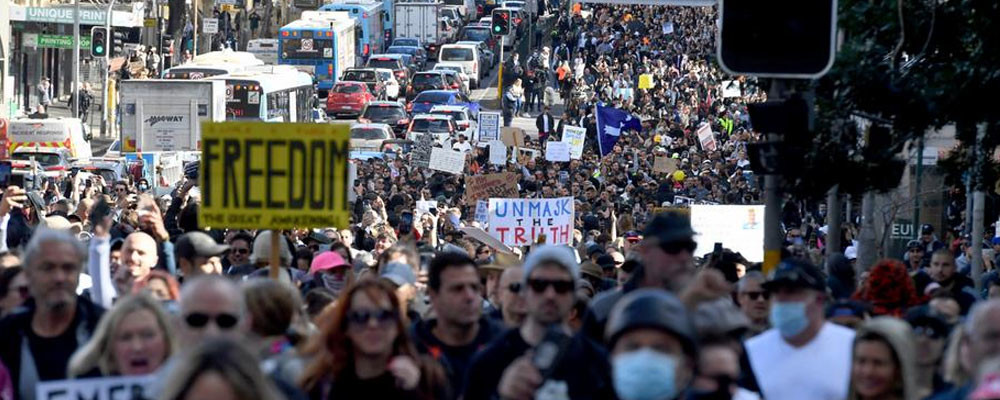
left=736, top=271, right=771, bottom=338
left=463, top=246, right=615, bottom=400
left=496, top=266, right=526, bottom=327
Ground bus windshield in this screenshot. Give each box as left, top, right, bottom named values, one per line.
left=225, top=81, right=263, bottom=120
left=282, top=37, right=334, bottom=59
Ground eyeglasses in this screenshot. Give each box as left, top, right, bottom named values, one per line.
left=184, top=312, right=239, bottom=329
left=347, top=309, right=397, bottom=327
left=507, top=282, right=522, bottom=294
left=526, top=278, right=575, bottom=294
left=912, top=325, right=943, bottom=340
left=742, top=291, right=769, bottom=301
left=115, top=187, right=127, bottom=193
left=231, top=248, right=249, bottom=254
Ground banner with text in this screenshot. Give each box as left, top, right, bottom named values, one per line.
left=199, top=122, right=351, bottom=229
left=465, top=172, right=519, bottom=205
left=37, top=375, right=155, bottom=400
left=690, top=205, right=765, bottom=262
left=478, top=112, right=501, bottom=142
left=545, top=141, right=570, bottom=162
left=429, top=148, right=465, bottom=174
left=487, top=197, right=574, bottom=246
left=561, top=125, right=586, bottom=160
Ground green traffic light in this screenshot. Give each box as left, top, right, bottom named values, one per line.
left=96, top=46, right=104, bottom=53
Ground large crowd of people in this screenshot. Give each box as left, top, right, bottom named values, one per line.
left=1, top=3, right=999, bottom=400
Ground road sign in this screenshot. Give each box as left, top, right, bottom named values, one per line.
left=199, top=122, right=351, bottom=230
left=202, top=18, right=219, bottom=34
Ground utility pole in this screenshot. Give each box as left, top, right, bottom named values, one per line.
left=72, top=0, right=80, bottom=118
left=972, top=122, right=987, bottom=293
left=857, top=191, right=877, bottom=274
left=101, top=0, right=116, bottom=137
left=826, top=185, right=842, bottom=254
left=912, top=135, right=924, bottom=239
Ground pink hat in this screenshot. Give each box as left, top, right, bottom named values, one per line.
left=971, top=372, right=1000, bottom=400
left=309, top=251, right=349, bottom=275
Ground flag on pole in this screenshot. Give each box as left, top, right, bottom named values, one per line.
left=595, top=103, right=642, bottom=157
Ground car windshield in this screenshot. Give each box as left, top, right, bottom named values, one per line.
left=411, top=119, right=452, bottom=133
left=367, top=59, right=400, bottom=70
left=436, top=66, right=463, bottom=74
left=387, top=47, right=417, bottom=55
left=12, top=152, right=61, bottom=167
left=364, top=106, right=405, bottom=120
left=343, top=70, right=376, bottom=81
left=413, top=74, right=444, bottom=86
left=414, top=92, right=452, bottom=103
left=433, top=111, right=466, bottom=121
left=393, top=38, right=419, bottom=47
left=351, top=128, right=389, bottom=140
left=334, top=84, right=363, bottom=94
left=460, top=28, right=491, bottom=42
left=441, top=48, right=475, bottom=61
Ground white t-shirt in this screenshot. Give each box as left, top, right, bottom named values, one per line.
left=744, top=322, right=855, bottom=400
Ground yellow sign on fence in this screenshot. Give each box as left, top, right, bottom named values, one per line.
left=199, top=122, right=351, bottom=230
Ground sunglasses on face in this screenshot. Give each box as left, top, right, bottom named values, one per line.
left=184, top=312, right=239, bottom=329
left=742, top=291, right=769, bottom=301
left=527, top=278, right=575, bottom=294
left=347, top=309, right=397, bottom=327
left=231, top=248, right=249, bottom=255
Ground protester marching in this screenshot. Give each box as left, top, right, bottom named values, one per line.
left=1, top=1, right=999, bottom=400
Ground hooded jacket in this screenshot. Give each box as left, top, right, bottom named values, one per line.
left=847, top=317, right=920, bottom=400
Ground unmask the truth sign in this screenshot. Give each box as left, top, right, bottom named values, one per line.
left=487, top=197, right=574, bottom=246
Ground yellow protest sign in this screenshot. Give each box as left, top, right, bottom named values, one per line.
left=638, top=74, right=654, bottom=89
left=199, top=122, right=351, bottom=230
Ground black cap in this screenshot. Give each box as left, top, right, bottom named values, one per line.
left=921, top=224, right=934, bottom=234
left=907, top=240, right=923, bottom=250
left=642, top=212, right=696, bottom=244
left=904, top=306, right=952, bottom=339
left=606, top=288, right=697, bottom=357
left=762, top=259, right=825, bottom=292
left=306, top=231, right=331, bottom=245
left=176, top=232, right=230, bottom=260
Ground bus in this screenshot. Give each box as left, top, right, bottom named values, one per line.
left=247, top=39, right=280, bottom=65
left=319, top=0, right=386, bottom=60
left=278, top=12, right=358, bottom=96
left=207, top=66, right=315, bottom=122
left=161, top=50, right=265, bottom=79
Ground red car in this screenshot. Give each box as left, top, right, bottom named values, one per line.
left=326, top=81, right=376, bottom=118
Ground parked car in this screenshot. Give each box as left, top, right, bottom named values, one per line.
left=429, top=105, right=477, bottom=139
left=438, top=44, right=482, bottom=88
left=406, top=114, right=459, bottom=146
left=407, top=72, right=451, bottom=101
left=386, top=45, right=428, bottom=70
left=433, top=63, right=471, bottom=93
left=350, top=123, right=394, bottom=151
left=327, top=81, right=376, bottom=118
left=342, top=68, right=387, bottom=100
left=407, top=90, right=480, bottom=117
left=375, top=68, right=401, bottom=100
left=366, top=54, right=410, bottom=86
left=358, top=101, right=411, bottom=135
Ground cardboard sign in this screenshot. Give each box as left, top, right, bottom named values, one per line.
left=722, top=80, right=741, bottom=98
left=411, top=133, right=436, bottom=169
left=429, top=147, right=465, bottom=174
left=638, top=74, right=654, bottom=90
left=653, top=156, right=678, bottom=174
left=545, top=141, right=571, bottom=162
left=478, top=112, right=501, bottom=142
left=465, top=172, right=520, bottom=205
left=199, top=122, right=351, bottom=229
left=487, top=197, right=575, bottom=246
left=697, top=123, right=717, bottom=152
left=501, top=127, right=526, bottom=148
left=561, top=125, right=586, bottom=160
left=37, top=375, right=156, bottom=400
left=489, top=140, right=507, bottom=165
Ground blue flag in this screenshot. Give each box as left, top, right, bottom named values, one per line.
left=595, top=104, right=642, bottom=156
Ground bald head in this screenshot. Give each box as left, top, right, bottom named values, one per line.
left=121, top=232, right=158, bottom=279
left=966, top=300, right=1000, bottom=370
left=178, top=275, right=248, bottom=347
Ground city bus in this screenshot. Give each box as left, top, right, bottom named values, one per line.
left=247, top=39, right=280, bottom=65
left=207, top=66, right=315, bottom=122
left=278, top=12, right=358, bottom=96
left=161, top=50, right=265, bottom=79
left=319, top=0, right=386, bottom=60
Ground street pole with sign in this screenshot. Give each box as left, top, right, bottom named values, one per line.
left=101, top=0, right=117, bottom=137
left=73, top=0, right=80, bottom=118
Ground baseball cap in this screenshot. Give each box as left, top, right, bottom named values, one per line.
left=907, top=240, right=923, bottom=250
left=175, top=232, right=230, bottom=260
left=762, top=259, right=826, bottom=292
left=921, top=224, right=934, bottom=234
left=381, top=261, right=416, bottom=287
left=309, top=251, right=350, bottom=275
left=624, top=231, right=642, bottom=242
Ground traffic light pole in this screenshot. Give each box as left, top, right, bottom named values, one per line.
left=101, top=0, right=116, bottom=137
left=72, top=0, right=80, bottom=118
left=497, top=45, right=503, bottom=100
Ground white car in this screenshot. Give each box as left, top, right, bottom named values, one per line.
left=350, top=123, right=394, bottom=152
left=429, top=105, right=477, bottom=140
left=407, top=114, right=459, bottom=146
left=438, top=43, right=482, bottom=88
left=433, top=63, right=471, bottom=94
left=374, top=68, right=401, bottom=100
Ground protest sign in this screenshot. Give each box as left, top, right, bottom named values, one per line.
left=697, top=123, right=717, bottom=152
left=691, top=205, right=765, bottom=262
left=638, top=74, right=654, bottom=89
left=722, top=80, right=741, bottom=98
left=653, top=156, right=678, bottom=174
left=411, top=133, right=436, bottom=169
left=347, top=162, right=358, bottom=203
left=199, top=122, right=351, bottom=230
left=545, top=141, right=571, bottom=162
left=475, top=200, right=489, bottom=226
left=487, top=197, right=574, bottom=246
left=415, top=200, right=438, bottom=216
left=561, top=125, right=586, bottom=159
left=501, top=127, right=525, bottom=148
left=489, top=140, right=507, bottom=165
left=478, top=112, right=501, bottom=142
left=674, top=195, right=694, bottom=205
left=37, top=375, right=156, bottom=400
left=429, top=148, right=465, bottom=174
left=465, top=172, right=520, bottom=205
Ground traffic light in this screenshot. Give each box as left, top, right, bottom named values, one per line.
left=111, top=29, right=126, bottom=57
left=491, top=9, right=510, bottom=35
left=90, top=26, right=108, bottom=57
left=718, top=0, right=837, bottom=78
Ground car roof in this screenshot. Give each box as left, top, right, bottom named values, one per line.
left=352, top=123, right=392, bottom=130
left=456, top=40, right=485, bottom=46
left=366, top=101, right=405, bottom=107
left=414, top=71, right=446, bottom=76
left=417, top=90, right=459, bottom=96
left=412, top=113, right=455, bottom=120
left=434, top=62, right=466, bottom=69
left=346, top=67, right=377, bottom=72
left=441, top=43, right=477, bottom=49
left=370, top=54, right=405, bottom=60
left=336, top=81, right=368, bottom=86
left=430, top=105, right=469, bottom=112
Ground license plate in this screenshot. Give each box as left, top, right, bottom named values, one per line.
left=342, top=106, right=353, bottom=109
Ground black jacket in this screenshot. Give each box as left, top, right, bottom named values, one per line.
left=408, top=316, right=503, bottom=399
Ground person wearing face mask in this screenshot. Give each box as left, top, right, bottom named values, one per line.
left=308, top=251, right=353, bottom=300
left=742, top=259, right=855, bottom=400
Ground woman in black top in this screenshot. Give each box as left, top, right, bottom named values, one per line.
left=298, top=279, right=449, bottom=400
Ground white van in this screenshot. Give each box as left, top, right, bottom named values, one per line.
left=8, top=118, right=92, bottom=160
left=438, top=43, right=481, bottom=88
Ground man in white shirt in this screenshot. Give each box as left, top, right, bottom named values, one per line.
left=743, top=259, right=855, bottom=400
left=452, top=133, right=473, bottom=153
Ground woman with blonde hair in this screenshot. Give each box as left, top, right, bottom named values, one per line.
left=68, top=293, right=175, bottom=377
left=298, top=279, right=448, bottom=399
left=847, top=317, right=919, bottom=400
left=158, top=337, right=286, bottom=400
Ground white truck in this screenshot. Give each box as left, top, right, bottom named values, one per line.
left=394, top=2, right=448, bottom=60
left=118, top=80, right=226, bottom=153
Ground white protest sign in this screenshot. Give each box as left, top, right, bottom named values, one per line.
left=416, top=200, right=438, bottom=216
left=545, top=141, right=571, bottom=162
left=489, top=140, right=507, bottom=165
left=37, top=375, right=156, bottom=400
left=429, top=148, right=465, bottom=174
left=697, top=123, right=717, bottom=152
left=721, top=80, right=741, bottom=98
left=347, top=162, right=358, bottom=203
left=561, top=125, right=586, bottom=160
left=487, top=197, right=574, bottom=246
left=475, top=200, right=489, bottom=226
left=478, top=112, right=502, bottom=142
left=690, top=205, right=765, bottom=262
